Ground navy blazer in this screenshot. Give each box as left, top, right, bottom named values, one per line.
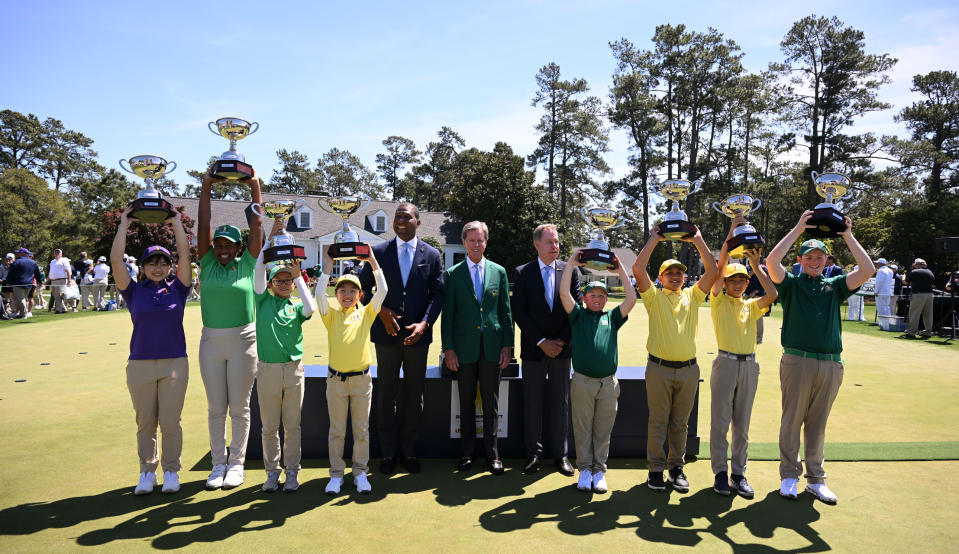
left=359, top=237, right=445, bottom=346
left=511, top=259, right=581, bottom=361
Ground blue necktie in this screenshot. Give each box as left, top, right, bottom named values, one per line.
left=473, top=263, right=483, bottom=302
left=400, top=243, right=413, bottom=286
left=543, top=265, right=554, bottom=310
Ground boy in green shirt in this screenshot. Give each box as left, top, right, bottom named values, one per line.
left=253, top=219, right=317, bottom=493
left=559, top=249, right=636, bottom=493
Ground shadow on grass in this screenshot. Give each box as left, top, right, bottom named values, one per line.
left=479, top=486, right=830, bottom=552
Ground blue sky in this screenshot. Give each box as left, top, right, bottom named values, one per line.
left=3, top=0, right=957, bottom=190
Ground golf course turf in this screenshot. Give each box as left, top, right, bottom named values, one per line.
left=1, top=301, right=957, bottom=552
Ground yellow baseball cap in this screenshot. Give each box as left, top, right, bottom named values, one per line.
left=335, top=274, right=362, bottom=290
left=658, top=259, right=687, bottom=275
left=724, top=263, right=749, bottom=278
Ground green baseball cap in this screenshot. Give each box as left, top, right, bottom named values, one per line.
left=213, top=225, right=241, bottom=243
left=268, top=265, right=294, bottom=280
left=583, top=281, right=608, bottom=294
left=798, top=239, right=829, bottom=256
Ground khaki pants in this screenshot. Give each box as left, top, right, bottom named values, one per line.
left=80, top=282, right=93, bottom=309
left=710, top=356, right=759, bottom=476
left=907, top=292, right=934, bottom=336
left=199, top=324, right=258, bottom=466
left=326, top=370, right=372, bottom=477
left=50, top=278, right=69, bottom=312
left=126, top=357, right=189, bottom=473
left=779, top=353, right=843, bottom=483
left=646, top=360, right=700, bottom=472
left=570, top=372, right=619, bottom=473
left=11, top=286, right=30, bottom=316
left=92, top=280, right=108, bottom=309
left=257, top=360, right=305, bottom=472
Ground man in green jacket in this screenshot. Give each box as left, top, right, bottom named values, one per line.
left=443, top=220, right=514, bottom=475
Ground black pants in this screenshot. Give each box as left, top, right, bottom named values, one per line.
left=374, top=342, right=428, bottom=458
left=522, top=357, right=571, bottom=459
left=457, top=344, right=501, bottom=460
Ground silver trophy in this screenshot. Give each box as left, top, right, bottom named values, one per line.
left=119, top=155, right=178, bottom=224
left=251, top=200, right=307, bottom=265
left=808, top=171, right=853, bottom=238
left=712, top=194, right=765, bottom=256
left=580, top=207, right=625, bottom=271
left=655, top=179, right=701, bottom=240
left=318, top=196, right=373, bottom=259
left=208, top=117, right=259, bottom=180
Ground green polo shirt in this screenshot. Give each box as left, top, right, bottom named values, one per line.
left=776, top=272, right=852, bottom=354
left=568, top=303, right=628, bottom=378
left=199, top=249, right=257, bottom=328
left=255, top=291, right=311, bottom=363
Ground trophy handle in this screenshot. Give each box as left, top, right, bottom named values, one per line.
left=248, top=122, right=260, bottom=136
left=810, top=170, right=820, bottom=181
left=165, top=161, right=177, bottom=175
left=208, top=121, right=220, bottom=136
left=250, top=203, right=268, bottom=219
left=609, top=219, right=626, bottom=230
left=711, top=201, right=724, bottom=215
left=119, top=159, right=134, bottom=175
left=359, top=197, right=372, bottom=212
left=837, top=190, right=854, bottom=201
left=316, top=200, right=334, bottom=214
left=689, top=179, right=702, bottom=195
left=751, top=198, right=762, bottom=212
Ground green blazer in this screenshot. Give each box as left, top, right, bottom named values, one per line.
left=441, top=258, right=513, bottom=364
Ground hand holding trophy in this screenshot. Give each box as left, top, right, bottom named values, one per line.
left=119, top=155, right=178, bottom=224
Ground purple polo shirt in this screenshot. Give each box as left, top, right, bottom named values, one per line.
left=119, top=278, right=189, bottom=360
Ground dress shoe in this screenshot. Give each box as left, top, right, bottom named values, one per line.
left=555, top=457, right=574, bottom=477
left=488, top=459, right=505, bottom=475
left=523, top=457, right=541, bottom=474
left=457, top=456, right=473, bottom=471
left=379, top=457, right=396, bottom=475
left=404, top=457, right=421, bottom=474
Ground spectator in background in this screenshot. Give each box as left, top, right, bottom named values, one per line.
left=892, top=264, right=903, bottom=299
left=48, top=248, right=75, bottom=313
left=904, top=258, right=936, bottom=338
left=846, top=265, right=866, bottom=321
left=7, top=248, right=43, bottom=318
left=823, top=255, right=844, bottom=278
left=1, top=253, right=14, bottom=319
left=91, top=255, right=111, bottom=310
left=874, top=258, right=894, bottom=317
left=947, top=261, right=959, bottom=293
left=76, top=252, right=94, bottom=310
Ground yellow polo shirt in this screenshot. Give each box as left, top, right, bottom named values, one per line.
left=320, top=298, right=379, bottom=372
left=710, top=292, right=768, bottom=354
left=640, top=285, right=707, bottom=362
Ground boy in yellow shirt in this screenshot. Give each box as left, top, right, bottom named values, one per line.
left=709, top=217, right=777, bottom=498
left=316, top=246, right=387, bottom=495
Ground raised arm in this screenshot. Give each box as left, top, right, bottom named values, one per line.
left=559, top=250, right=583, bottom=314
left=171, top=210, right=191, bottom=287
left=253, top=251, right=267, bottom=295
left=839, top=217, right=875, bottom=290
left=110, top=206, right=133, bottom=292
left=364, top=250, right=388, bottom=312
left=197, top=170, right=223, bottom=260
left=246, top=169, right=264, bottom=257
left=685, top=225, right=718, bottom=295
left=632, top=226, right=663, bottom=293
left=712, top=218, right=739, bottom=296
left=314, top=245, right=333, bottom=316
left=766, top=210, right=813, bottom=284
left=745, top=249, right=778, bottom=310
left=616, top=254, right=637, bottom=316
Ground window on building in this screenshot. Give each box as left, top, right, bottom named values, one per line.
left=376, top=215, right=386, bottom=232
left=299, top=211, right=311, bottom=229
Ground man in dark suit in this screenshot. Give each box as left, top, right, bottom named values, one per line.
left=359, top=203, right=445, bottom=475
left=823, top=255, right=844, bottom=279
left=442, top=220, right=513, bottom=475
left=512, top=224, right=580, bottom=476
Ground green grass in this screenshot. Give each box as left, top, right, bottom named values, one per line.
left=2, top=301, right=959, bottom=551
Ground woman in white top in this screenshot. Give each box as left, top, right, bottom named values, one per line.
left=89, top=256, right=111, bottom=310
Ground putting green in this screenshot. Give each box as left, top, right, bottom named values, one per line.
left=1, top=302, right=958, bottom=551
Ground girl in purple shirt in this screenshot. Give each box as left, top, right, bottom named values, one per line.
left=112, top=206, right=192, bottom=496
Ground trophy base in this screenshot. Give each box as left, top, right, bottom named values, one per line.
left=212, top=159, right=254, bottom=180
left=263, top=244, right=307, bottom=265
left=807, top=206, right=846, bottom=239
left=129, top=197, right=175, bottom=224
left=579, top=248, right=619, bottom=272
left=658, top=220, right=697, bottom=241
left=727, top=233, right=766, bottom=258
left=330, top=242, right=371, bottom=260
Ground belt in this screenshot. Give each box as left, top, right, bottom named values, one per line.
left=783, top=348, right=842, bottom=362
left=328, top=367, right=370, bottom=381
left=718, top=350, right=755, bottom=361
left=648, top=355, right=697, bottom=368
